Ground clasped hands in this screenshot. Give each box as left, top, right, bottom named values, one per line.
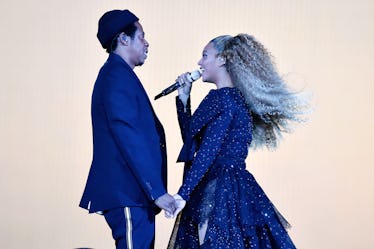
left=155, top=193, right=186, bottom=219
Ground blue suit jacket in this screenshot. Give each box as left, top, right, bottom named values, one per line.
left=80, top=53, right=167, bottom=213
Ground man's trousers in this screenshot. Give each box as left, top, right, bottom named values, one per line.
left=104, top=207, right=155, bottom=249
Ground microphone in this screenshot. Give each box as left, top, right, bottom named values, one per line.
left=154, top=70, right=201, bottom=100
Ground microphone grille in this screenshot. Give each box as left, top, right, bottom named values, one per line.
left=189, top=70, right=201, bottom=81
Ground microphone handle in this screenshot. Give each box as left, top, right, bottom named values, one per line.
left=154, top=82, right=184, bottom=100
left=154, top=70, right=200, bottom=100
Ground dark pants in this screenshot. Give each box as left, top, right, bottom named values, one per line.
left=104, top=207, right=155, bottom=249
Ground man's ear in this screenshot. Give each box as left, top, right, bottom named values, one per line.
left=119, top=33, right=128, bottom=45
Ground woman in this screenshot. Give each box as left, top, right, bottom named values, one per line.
left=168, top=34, right=306, bottom=248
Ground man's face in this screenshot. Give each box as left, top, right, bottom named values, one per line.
left=126, top=22, right=149, bottom=68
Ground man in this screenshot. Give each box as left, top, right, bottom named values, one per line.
left=79, top=9, right=175, bottom=249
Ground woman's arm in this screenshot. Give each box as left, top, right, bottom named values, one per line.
left=177, top=109, right=234, bottom=201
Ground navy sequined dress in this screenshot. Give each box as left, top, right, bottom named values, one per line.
left=168, top=87, right=296, bottom=249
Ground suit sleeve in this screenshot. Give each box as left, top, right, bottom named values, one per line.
left=102, top=66, right=166, bottom=201
left=177, top=109, right=234, bottom=201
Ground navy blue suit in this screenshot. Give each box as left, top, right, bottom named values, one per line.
left=80, top=53, right=167, bottom=214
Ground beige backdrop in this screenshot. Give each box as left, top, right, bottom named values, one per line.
left=1, top=0, right=373, bottom=248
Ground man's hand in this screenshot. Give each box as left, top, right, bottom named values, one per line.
left=155, top=193, right=176, bottom=215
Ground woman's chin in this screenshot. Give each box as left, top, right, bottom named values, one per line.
left=201, top=76, right=210, bottom=83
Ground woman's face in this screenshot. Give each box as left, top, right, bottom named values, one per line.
left=198, top=42, right=221, bottom=83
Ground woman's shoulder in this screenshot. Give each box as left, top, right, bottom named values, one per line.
left=205, top=87, right=238, bottom=102
left=215, top=87, right=245, bottom=111
left=196, top=87, right=244, bottom=116
left=199, top=89, right=221, bottom=110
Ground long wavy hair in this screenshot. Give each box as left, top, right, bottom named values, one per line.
left=210, top=34, right=308, bottom=149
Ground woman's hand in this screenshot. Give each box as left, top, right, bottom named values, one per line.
left=164, top=194, right=186, bottom=218
left=177, top=72, right=192, bottom=107
left=177, top=72, right=193, bottom=97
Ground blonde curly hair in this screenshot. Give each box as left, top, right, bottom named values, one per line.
left=210, top=34, right=307, bottom=149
